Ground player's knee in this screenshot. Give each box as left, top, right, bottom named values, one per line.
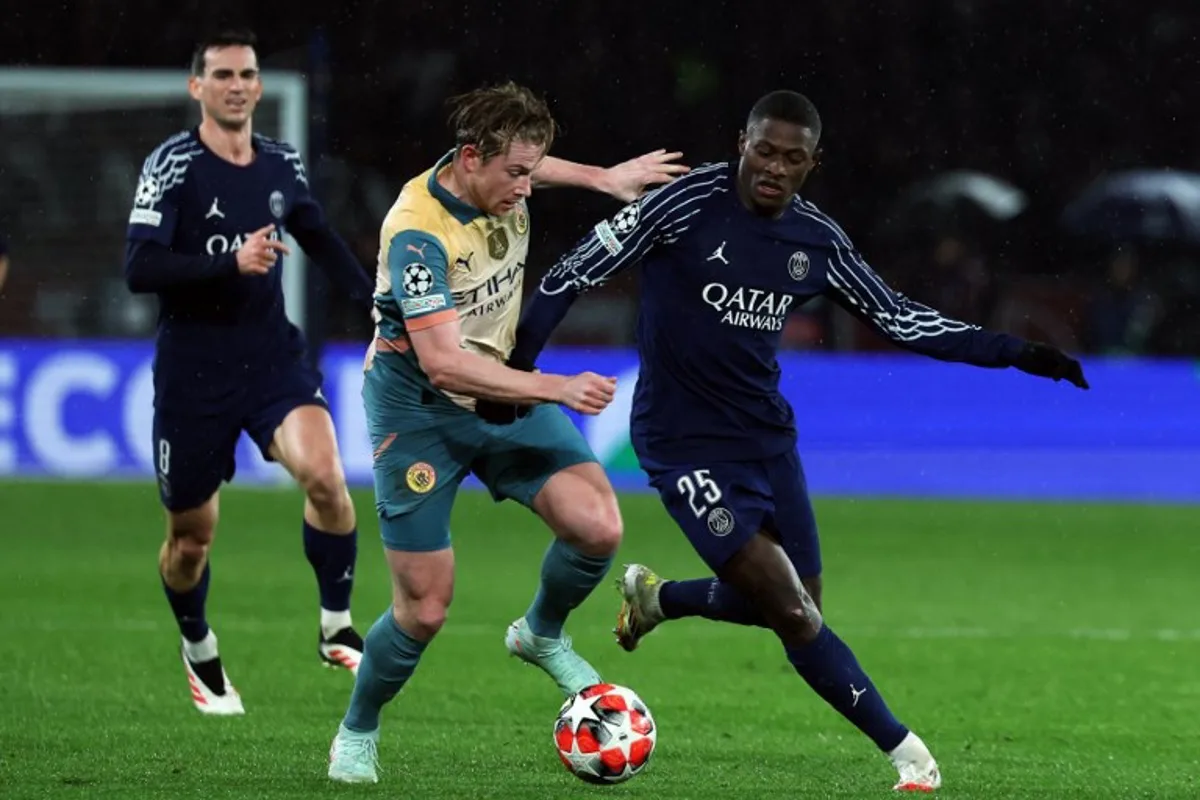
left=396, top=598, right=449, bottom=641
left=801, top=575, right=824, bottom=615
left=764, top=593, right=823, bottom=646
left=577, top=505, right=623, bottom=557
left=298, top=458, right=349, bottom=511
left=166, top=507, right=215, bottom=561
left=168, top=528, right=214, bottom=568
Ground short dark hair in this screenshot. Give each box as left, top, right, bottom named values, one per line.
left=747, top=91, right=822, bottom=141
left=191, top=29, right=258, bottom=76
left=446, top=81, right=557, bottom=161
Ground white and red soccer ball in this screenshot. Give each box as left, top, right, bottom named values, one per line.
left=553, top=683, right=657, bottom=785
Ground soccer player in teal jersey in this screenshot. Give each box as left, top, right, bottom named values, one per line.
left=326, top=82, right=688, bottom=783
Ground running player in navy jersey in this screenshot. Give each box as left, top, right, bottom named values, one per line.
left=124, top=30, right=375, bottom=715
left=507, top=90, right=1088, bottom=791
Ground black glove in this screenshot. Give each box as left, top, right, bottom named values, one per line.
left=475, top=355, right=538, bottom=424
left=1012, top=342, right=1089, bottom=389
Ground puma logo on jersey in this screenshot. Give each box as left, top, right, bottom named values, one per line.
left=406, top=242, right=428, bottom=258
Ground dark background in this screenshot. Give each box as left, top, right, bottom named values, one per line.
left=2, top=0, right=1197, bottom=356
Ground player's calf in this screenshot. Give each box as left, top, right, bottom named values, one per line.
left=724, top=532, right=916, bottom=767
left=333, top=548, right=449, bottom=774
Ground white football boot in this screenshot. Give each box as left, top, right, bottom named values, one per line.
left=889, top=731, right=942, bottom=792
left=328, top=723, right=380, bottom=783
left=318, top=626, right=364, bottom=675
left=180, top=636, right=244, bottom=716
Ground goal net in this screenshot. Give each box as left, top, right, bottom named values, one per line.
left=0, top=67, right=309, bottom=337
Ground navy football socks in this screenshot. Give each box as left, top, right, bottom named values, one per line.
left=785, top=625, right=909, bottom=752
left=303, top=521, right=357, bottom=617
left=659, top=578, right=768, bottom=627
left=162, top=561, right=211, bottom=643
left=661, top=580, right=908, bottom=752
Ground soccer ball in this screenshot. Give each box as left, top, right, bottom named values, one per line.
left=553, top=683, right=656, bottom=785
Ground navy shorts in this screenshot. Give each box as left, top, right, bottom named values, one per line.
left=151, top=358, right=326, bottom=512
left=647, top=449, right=822, bottom=578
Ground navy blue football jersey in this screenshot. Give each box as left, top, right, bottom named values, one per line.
left=513, top=162, right=1026, bottom=470
left=124, top=128, right=371, bottom=390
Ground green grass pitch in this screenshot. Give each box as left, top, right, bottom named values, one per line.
left=1, top=481, right=1198, bottom=798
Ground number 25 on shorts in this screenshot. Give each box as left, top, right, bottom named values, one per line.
left=676, top=469, right=722, bottom=518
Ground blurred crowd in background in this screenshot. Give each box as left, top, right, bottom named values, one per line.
left=1, top=0, right=1197, bottom=356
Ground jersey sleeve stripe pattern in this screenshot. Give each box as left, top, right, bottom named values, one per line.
left=792, top=199, right=978, bottom=342
left=539, top=163, right=731, bottom=296
left=138, top=131, right=204, bottom=206
left=254, top=135, right=309, bottom=187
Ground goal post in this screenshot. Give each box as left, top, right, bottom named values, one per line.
left=0, top=67, right=309, bottom=333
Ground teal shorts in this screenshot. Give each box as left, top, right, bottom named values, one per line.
left=363, top=355, right=598, bottom=552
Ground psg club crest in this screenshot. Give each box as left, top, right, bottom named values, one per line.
left=269, top=190, right=285, bottom=219
left=706, top=507, right=734, bottom=537
left=787, top=250, right=810, bottom=281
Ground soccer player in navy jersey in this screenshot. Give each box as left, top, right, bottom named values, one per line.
left=124, top=30, right=375, bottom=715
left=506, top=90, right=1088, bottom=791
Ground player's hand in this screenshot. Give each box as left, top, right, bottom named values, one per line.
left=558, top=372, right=617, bottom=415
left=601, top=149, right=690, bottom=202
left=1013, top=342, right=1090, bottom=389
left=236, top=224, right=291, bottom=276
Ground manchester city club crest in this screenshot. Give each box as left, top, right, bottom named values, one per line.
left=487, top=227, right=509, bottom=260
left=787, top=250, right=810, bottom=281
left=405, top=462, right=437, bottom=494
left=269, top=190, right=285, bottom=219
left=514, top=206, right=529, bottom=235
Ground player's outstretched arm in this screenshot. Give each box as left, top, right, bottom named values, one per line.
left=533, top=150, right=690, bottom=202
left=509, top=168, right=714, bottom=369
left=287, top=194, right=374, bottom=307
left=407, top=318, right=615, bottom=414
left=822, top=239, right=1088, bottom=388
